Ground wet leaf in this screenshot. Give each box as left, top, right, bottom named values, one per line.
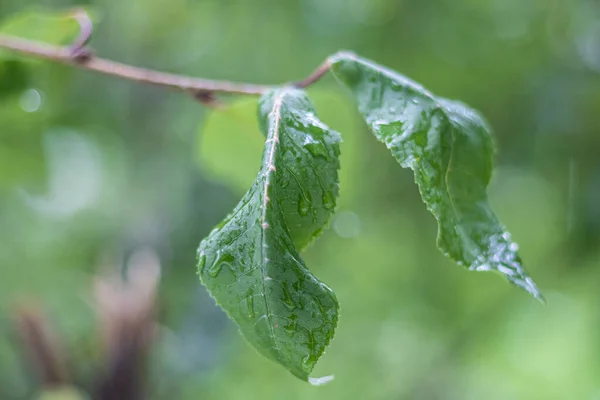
left=197, top=88, right=341, bottom=381
left=330, top=52, right=543, bottom=301
left=198, top=90, right=362, bottom=201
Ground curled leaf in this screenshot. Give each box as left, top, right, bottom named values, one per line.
left=197, top=88, right=341, bottom=380
left=330, top=52, right=543, bottom=301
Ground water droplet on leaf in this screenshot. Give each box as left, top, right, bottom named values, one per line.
left=284, top=319, right=296, bottom=336
left=206, top=252, right=236, bottom=278
left=298, top=195, right=310, bottom=216
left=207, top=261, right=223, bottom=277
left=322, top=191, right=335, bottom=210
left=309, top=375, right=334, bottom=386
left=198, top=254, right=206, bottom=270
left=305, top=143, right=329, bottom=160
left=281, top=285, right=296, bottom=311
left=301, top=355, right=314, bottom=373
left=247, top=289, right=255, bottom=318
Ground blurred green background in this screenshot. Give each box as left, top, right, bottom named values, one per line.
left=1, top=0, right=600, bottom=399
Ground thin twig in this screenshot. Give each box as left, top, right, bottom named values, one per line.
left=293, top=58, right=332, bottom=89
left=69, top=8, right=94, bottom=61
left=0, top=9, right=333, bottom=100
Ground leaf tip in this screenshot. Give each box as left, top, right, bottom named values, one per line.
left=508, top=274, right=545, bottom=303
left=529, top=284, right=546, bottom=305
left=308, top=375, right=334, bottom=386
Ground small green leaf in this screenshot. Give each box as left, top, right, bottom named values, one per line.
left=330, top=52, right=543, bottom=301
left=197, top=88, right=341, bottom=381
left=0, top=9, right=77, bottom=48
left=0, top=8, right=100, bottom=60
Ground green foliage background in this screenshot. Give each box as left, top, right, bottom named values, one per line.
left=1, top=0, right=599, bottom=399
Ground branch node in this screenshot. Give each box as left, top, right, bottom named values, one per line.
left=71, top=47, right=95, bottom=63
left=192, top=90, right=224, bottom=109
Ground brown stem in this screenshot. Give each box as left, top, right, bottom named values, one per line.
left=292, top=58, right=332, bottom=89
left=69, top=8, right=94, bottom=61
left=0, top=10, right=333, bottom=100
left=14, top=305, right=69, bottom=387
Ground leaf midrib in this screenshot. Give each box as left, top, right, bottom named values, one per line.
left=259, top=89, right=286, bottom=357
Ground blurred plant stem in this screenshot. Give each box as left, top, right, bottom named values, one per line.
left=14, top=249, right=162, bottom=400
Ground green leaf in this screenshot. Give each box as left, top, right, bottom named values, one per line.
left=0, top=9, right=77, bottom=49
left=330, top=52, right=543, bottom=301
left=197, top=88, right=341, bottom=381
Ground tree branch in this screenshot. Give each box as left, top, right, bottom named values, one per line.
left=0, top=9, right=333, bottom=102
left=0, top=34, right=274, bottom=95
